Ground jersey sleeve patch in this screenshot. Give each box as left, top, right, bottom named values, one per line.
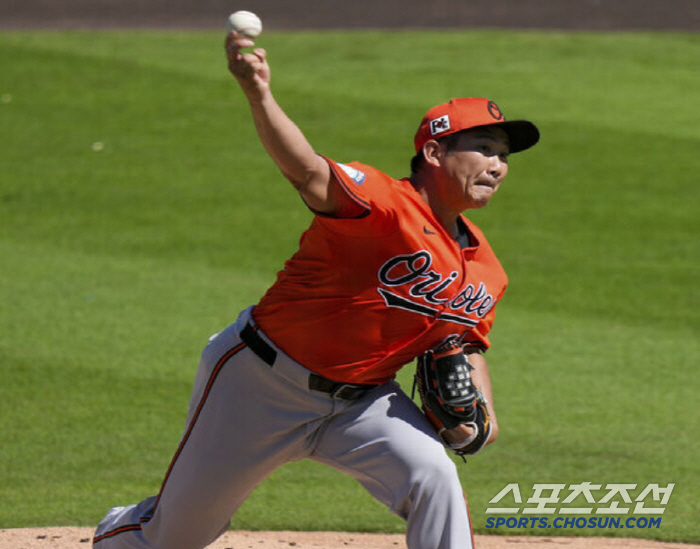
left=338, top=163, right=366, bottom=185
left=323, top=156, right=371, bottom=214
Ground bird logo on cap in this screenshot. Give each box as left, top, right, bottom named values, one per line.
left=487, top=101, right=504, bottom=121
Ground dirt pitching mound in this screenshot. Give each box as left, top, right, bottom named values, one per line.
left=2, top=528, right=698, bottom=549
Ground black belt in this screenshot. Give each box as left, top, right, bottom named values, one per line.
left=240, top=322, right=377, bottom=400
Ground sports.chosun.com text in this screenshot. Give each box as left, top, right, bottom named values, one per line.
left=485, top=516, right=662, bottom=530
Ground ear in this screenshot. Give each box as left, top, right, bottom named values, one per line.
left=422, top=140, right=443, bottom=168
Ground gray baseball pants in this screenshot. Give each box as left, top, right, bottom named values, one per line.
left=93, top=307, right=474, bottom=549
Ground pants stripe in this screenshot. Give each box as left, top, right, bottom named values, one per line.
left=93, top=342, right=247, bottom=545
left=152, top=342, right=247, bottom=513
left=94, top=524, right=142, bottom=543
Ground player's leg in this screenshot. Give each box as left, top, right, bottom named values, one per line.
left=311, top=382, right=474, bottom=549
left=93, top=315, right=333, bottom=549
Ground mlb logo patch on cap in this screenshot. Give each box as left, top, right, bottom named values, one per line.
left=430, top=115, right=451, bottom=136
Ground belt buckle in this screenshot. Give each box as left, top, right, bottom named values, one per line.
left=331, top=383, right=366, bottom=400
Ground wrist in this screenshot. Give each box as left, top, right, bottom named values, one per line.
left=441, top=424, right=476, bottom=446
left=242, top=85, right=272, bottom=106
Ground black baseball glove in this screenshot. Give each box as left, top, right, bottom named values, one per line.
left=414, top=339, right=492, bottom=456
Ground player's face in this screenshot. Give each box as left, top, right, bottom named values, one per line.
left=438, top=127, right=510, bottom=211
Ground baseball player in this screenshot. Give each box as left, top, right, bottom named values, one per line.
left=93, top=31, right=539, bottom=549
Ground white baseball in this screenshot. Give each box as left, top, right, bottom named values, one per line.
left=226, top=11, right=262, bottom=38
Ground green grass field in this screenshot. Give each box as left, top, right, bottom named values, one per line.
left=1, top=29, right=698, bottom=542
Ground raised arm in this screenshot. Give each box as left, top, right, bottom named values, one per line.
left=225, top=32, right=342, bottom=214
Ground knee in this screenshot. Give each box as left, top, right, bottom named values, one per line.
left=401, top=445, right=462, bottom=505
left=390, top=451, right=462, bottom=519
left=413, top=452, right=459, bottom=489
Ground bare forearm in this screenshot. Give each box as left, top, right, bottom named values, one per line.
left=467, top=351, right=498, bottom=442
left=246, top=91, right=326, bottom=188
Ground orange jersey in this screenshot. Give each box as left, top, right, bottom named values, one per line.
left=253, top=157, right=508, bottom=384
